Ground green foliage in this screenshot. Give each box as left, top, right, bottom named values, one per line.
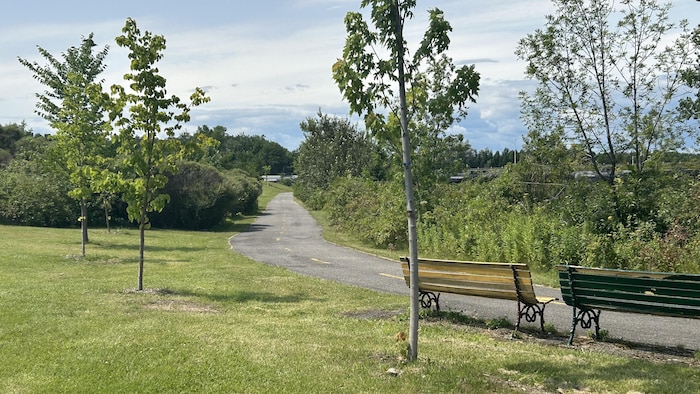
left=319, top=156, right=700, bottom=275
left=680, top=24, right=700, bottom=125
left=150, top=162, right=261, bottom=230
left=110, top=17, right=210, bottom=290
left=326, top=177, right=406, bottom=247
left=333, top=1, right=479, bottom=137
left=111, top=17, right=210, bottom=222
left=19, top=33, right=114, bottom=255
left=293, top=111, right=382, bottom=209
left=516, top=0, right=695, bottom=185
left=0, top=160, right=74, bottom=227
left=0, top=122, right=32, bottom=166
left=182, top=125, right=295, bottom=176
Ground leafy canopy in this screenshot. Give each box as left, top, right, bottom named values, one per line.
left=332, top=0, right=479, bottom=138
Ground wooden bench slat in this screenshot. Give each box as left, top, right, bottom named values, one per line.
left=418, top=277, right=518, bottom=292
left=418, top=284, right=521, bottom=301
left=558, top=271, right=700, bottom=304
left=415, top=264, right=519, bottom=277
left=567, top=296, right=700, bottom=318
left=400, top=257, right=553, bottom=330
left=563, top=272, right=700, bottom=294
left=567, top=287, right=700, bottom=308
left=556, top=265, right=670, bottom=278
left=569, top=280, right=700, bottom=301
left=402, top=270, right=520, bottom=285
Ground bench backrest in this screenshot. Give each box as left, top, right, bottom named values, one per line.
left=400, top=257, right=540, bottom=305
left=557, top=265, right=700, bottom=318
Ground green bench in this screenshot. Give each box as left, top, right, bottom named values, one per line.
left=400, top=257, right=555, bottom=331
left=557, top=265, right=700, bottom=345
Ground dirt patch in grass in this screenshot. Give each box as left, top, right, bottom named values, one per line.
left=487, top=327, right=700, bottom=368
left=411, top=310, right=700, bottom=367
left=123, top=288, right=219, bottom=313
left=145, top=299, right=219, bottom=313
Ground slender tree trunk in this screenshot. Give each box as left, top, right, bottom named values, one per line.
left=138, top=183, right=149, bottom=291
left=393, top=0, right=420, bottom=361
left=103, top=197, right=111, bottom=233
left=80, top=200, right=88, bottom=257
left=138, top=207, right=146, bottom=291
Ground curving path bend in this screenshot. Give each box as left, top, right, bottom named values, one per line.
left=230, top=192, right=700, bottom=350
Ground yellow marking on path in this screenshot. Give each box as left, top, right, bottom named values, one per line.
left=311, top=258, right=331, bottom=265
left=285, top=248, right=292, bottom=252
left=380, top=273, right=404, bottom=280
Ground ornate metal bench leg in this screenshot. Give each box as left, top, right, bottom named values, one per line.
left=568, top=307, right=602, bottom=346
left=517, top=302, right=547, bottom=332
left=418, top=291, right=440, bottom=312
left=539, top=303, right=547, bottom=332
left=568, top=307, right=578, bottom=346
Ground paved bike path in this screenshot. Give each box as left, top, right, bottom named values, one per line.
left=230, top=192, right=699, bottom=350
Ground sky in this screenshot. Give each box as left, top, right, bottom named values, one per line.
left=1, top=0, right=698, bottom=152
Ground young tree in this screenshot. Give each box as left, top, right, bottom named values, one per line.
left=294, top=111, right=381, bottom=208
left=18, top=34, right=112, bottom=256
left=516, top=0, right=695, bottom=182
left=333, top=0, right=480, bottom=360
left=111, top=18, right=210, bottom=291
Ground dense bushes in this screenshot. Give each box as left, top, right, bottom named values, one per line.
left=0, top=122, right=285, bottom=231
left=325, top=177, right=406, bottom=247
left=0, top=160, right=74, bottom=227
left=301, top=164, right=700, bottom=274
left=0, top=158, right=262, bottom=231
left=150, top=162, right=262, bottom=230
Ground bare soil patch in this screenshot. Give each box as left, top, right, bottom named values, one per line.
left=346, top=309, right=699, bottom=367
left=488, top=327, right=700, bottom=368
left=144, top=299, right=219, bottom=313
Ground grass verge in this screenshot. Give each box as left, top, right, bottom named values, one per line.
left=0, top=186, right=698, bottom=393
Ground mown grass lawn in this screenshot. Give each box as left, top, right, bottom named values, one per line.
left=0, top=185, right=698, bottom=393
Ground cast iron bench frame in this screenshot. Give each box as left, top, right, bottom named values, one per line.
left=557, top=264, right=700, bottom=345
left=400, top=257, right=555, bottom=331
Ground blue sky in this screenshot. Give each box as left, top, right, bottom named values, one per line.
left=2, top=0, right=698, bottom=152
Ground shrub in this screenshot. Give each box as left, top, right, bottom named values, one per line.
left=150, top=162, right=262, bottom=230
left=326, top=177, right=406, bottom=247
left=0, top=160, right=74, bottom=227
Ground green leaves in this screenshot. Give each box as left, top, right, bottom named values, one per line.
left=19, top=33, right=113, bottom=255
left=333, top=1, right=480, bottom=140
left=109, top=18, right=210, bottom=289
left=680, top=25, right=700, bottom=124
left=516, top=0, right=694, bottom=180
left=414, top=8, right=452, bottom=63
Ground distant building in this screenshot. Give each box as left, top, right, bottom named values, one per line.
left=261, top=174, right=297, bottom=183
left=261, top=175, right=282, bottom=183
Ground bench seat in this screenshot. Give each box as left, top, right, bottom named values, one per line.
left=557, top=265, right=700, bottom=345
left=401, top=257, right=555, bottom=331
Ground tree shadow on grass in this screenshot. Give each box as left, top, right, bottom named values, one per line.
left=156, top=287, right=322, bottom=304
left=422, top=309, right=700, bottom=371
left=92, top=239, right=210, bottom=253
left=208, top=212, right=271, bottom=234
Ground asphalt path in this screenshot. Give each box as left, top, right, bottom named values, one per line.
left=230, top=192, right=699, bottom=350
